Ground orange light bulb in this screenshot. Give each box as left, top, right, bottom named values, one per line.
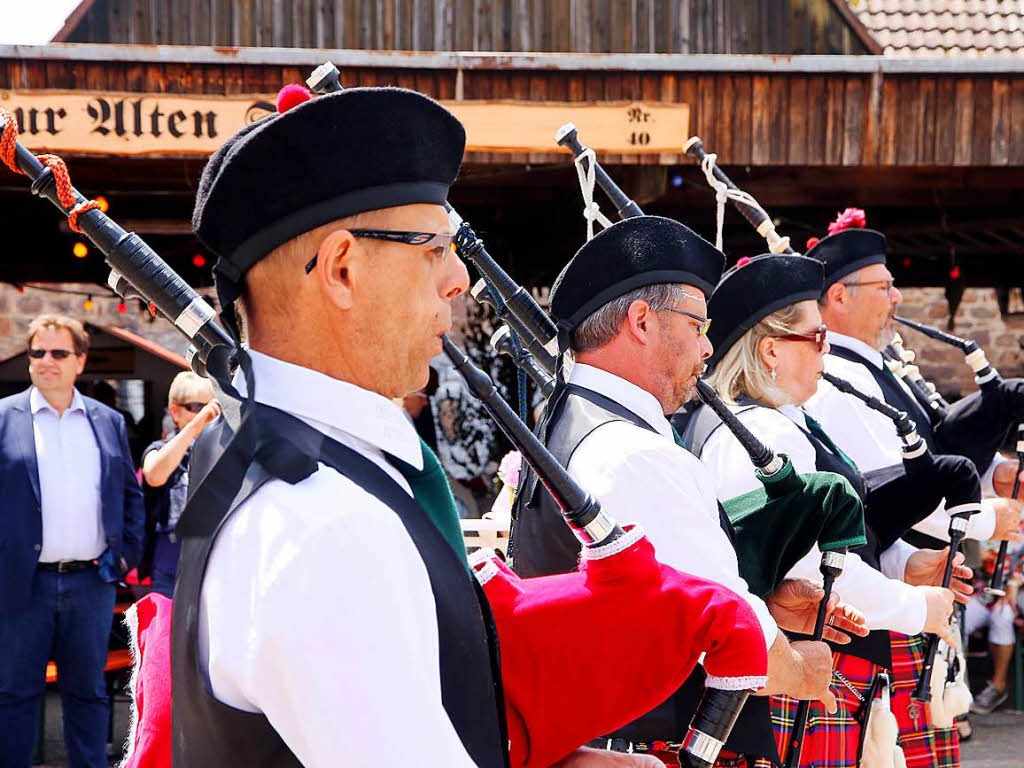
left=73, top=242, right=88, bottom=258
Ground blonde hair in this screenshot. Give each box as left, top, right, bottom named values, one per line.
left=705, top=303, right=806, bottom=407
left=167, top=371, right=214, bottom=406
left=27, top=314, right=89, bottom=355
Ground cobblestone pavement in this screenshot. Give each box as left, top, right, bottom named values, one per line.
left=34, top=691, right=1024, bottom=767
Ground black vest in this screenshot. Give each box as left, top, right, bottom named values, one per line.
left=828, top=346, right=945, bottom=549
left=172, top=401, right=508, bottom=768
left=829, top=346, right=937, bottom=448
left=509, top=384, right=778, bottom=760
left=685, top=402, right=892, bottom=670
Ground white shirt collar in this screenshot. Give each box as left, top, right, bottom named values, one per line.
left=827, top=330, right=884, bottom=370
left=236, top=349, right=424, bottom=470
left=777, top=403, right=811, bottom=430
left=568, top=363, right=673, bottom=440
left=30, top=386, right=86, bottom=415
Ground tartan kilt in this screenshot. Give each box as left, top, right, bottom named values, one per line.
left=889, top=632, right=960, bottom=768
left=752, top=652, right=875, bottom=768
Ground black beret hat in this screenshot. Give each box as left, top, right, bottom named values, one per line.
left=193, top=87, right=465, bottom=288
left=550, top=216, right=725, bottom=343
left=805, top=229, right=887, bottom=290
left=706, top=254, right=824, bottom=369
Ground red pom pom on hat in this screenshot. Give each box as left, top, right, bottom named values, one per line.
left=805, top=236, right=820, bottom=251
left=276, top=84, right=312, bottom=113
left=827, top=207, right=866, bottom=235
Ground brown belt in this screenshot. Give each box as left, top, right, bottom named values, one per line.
left=37, top=559, right=97, bottom=573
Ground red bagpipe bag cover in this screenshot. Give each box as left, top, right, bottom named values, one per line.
left=473, top=525, right=769, bottom=768
left=116, top=527, right=767, bottom=768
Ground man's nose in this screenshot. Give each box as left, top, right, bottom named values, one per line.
left=699, top=334, right=713, bottom=361
left=445, top=250, right=471, bottom=299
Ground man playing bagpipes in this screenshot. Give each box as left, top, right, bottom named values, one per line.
left=801, top=210, right=1024, bottom=768
left=33, top=84, right=778, bottom=768
left=688, top=253, right=974, bottom=768
left=804, top=210, right=1023, bottom=549
left=510, top=215, right=871, bottom=767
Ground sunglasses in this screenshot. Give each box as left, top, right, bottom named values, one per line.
left=176, top=401, right=208, bottom=413
left=774, top=324, right=828, bottom=352
left=28, top=348, right=75, bottom=360
left=664, top=307, right=712, bottom=337
left=304, top=229, right=456, bottom=274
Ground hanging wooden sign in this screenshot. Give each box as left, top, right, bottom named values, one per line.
left=0, top=90, right=688, bottom=156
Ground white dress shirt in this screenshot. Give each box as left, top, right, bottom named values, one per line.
left=198, top=350, right=477, bottom=768
left=805, top=331, right=998, bottom=542
left=565, top=363, right=779, bottom=650
left=32, top=387, right=105, bottom=562
left=700, top=403, right=927, bottom=635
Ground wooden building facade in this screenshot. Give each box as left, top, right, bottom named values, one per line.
left=54, top=0, right=879, bottom=55
left=2, top=45, right=1022, bottom=290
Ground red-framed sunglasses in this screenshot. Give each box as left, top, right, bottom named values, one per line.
left=774, top=324, right=828, bottom=352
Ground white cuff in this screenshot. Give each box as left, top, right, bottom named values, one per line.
left=881, top=539, right=917, bottom=581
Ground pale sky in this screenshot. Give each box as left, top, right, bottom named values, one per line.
left=0, top=0, right=84, bottom=45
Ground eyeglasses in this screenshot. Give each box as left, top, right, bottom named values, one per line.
left=304, top=229, right=456, bottom=274
left=28, top=349, right=74, bottom=360
left=176, top=401, right=208, bottom=413
left=774, top=324, right=828, bottom=352
left=842, top=278, right=895, bottom=293
left=664, top=307, right=712, bottom=337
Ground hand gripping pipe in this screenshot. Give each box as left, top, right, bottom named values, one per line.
left=0, top=109, right=236, bottom=384
left=783, top=549, right=847, bottom=768
left=987, top=423, right=1024, bottom=597
left=894, top=315, right=1000, bottom=389
left=554, top=122, right=644, bottom=220
left=680, top=379, right=799, bottom=766
left=682, top=136, right=795, bottom=255
left=307, top=61, right=560, bottom=356
left=827, top=371, right=981, bottom=702
left=912, top=497, right=980, bottom=703
left=490, top=326, right=555, bottom=398
left=691, top=382, right=840, bottom=768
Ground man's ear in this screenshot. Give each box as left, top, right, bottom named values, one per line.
left=315, top=228, right=358, bottom=310
left=824, top=281, right=845, bottom=308
left=75, top=353, right=87, bottom=376
left=624, top=299, right=653, bottom=344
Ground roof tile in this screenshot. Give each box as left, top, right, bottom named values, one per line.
left=849, top=0, right=1024, bottom=56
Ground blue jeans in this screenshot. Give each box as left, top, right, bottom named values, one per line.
left=0, top=567, right=116, bottom=768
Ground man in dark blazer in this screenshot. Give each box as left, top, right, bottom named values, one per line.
left=0, top=314, right=144, bottom=768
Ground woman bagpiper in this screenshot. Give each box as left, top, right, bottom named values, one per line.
left=684, top=253, right=969, bottom=768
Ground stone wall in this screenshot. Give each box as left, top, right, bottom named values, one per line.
left=896, top=288, right=1024, bottom=398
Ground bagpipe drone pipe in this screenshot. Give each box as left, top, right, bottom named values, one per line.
left=819, top=373, right=982, bottom=702
left=893, top=315, right=1024, bottom=476
left=883, top=335, right=949, bottom=418
left=302, top=62, right=772, bottom=768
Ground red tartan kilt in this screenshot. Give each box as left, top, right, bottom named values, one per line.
left=752, top=652, right=875, bottom=768
left=889, top=632, right=960, bottom=768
